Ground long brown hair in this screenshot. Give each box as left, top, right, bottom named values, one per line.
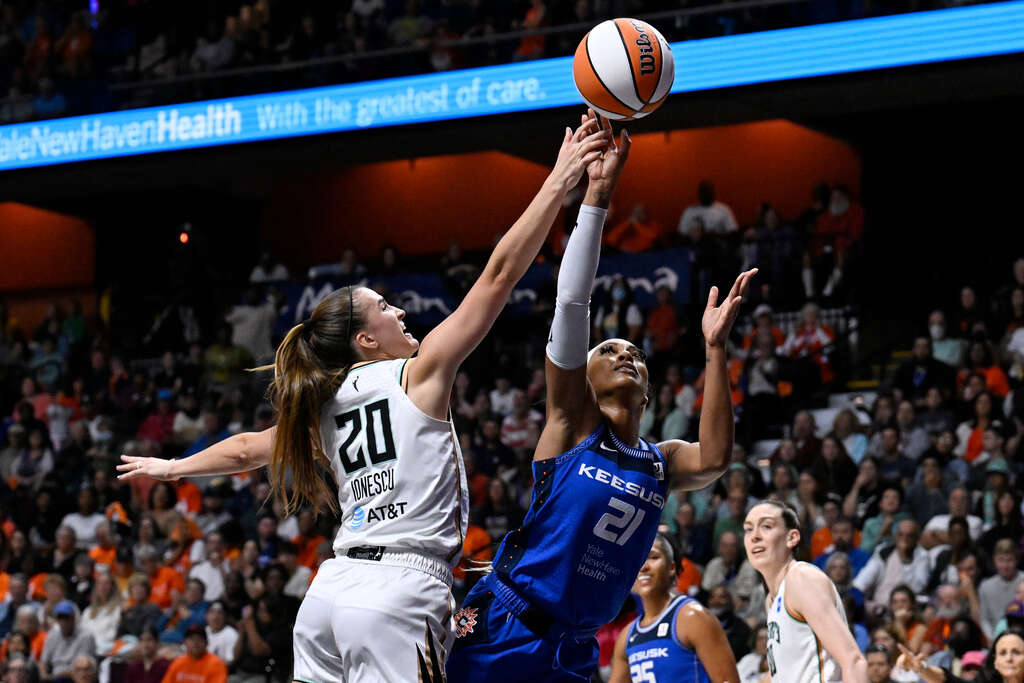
left=265, top=286, right=365, bottom=515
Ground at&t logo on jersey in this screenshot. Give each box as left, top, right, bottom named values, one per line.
left=350, top=506, right=366, bottom=529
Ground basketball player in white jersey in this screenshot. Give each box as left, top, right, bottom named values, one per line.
left=117, top=111, right=615, bottom=682
left=743, top=499, right=867, bottom=683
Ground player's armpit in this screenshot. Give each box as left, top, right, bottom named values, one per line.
left=659, top=440, right=728, bottom=491
left=677, top=602, right=740, bottom=683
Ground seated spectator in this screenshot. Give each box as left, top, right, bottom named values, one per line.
left=843, top=456, right=883, bottom=528
left=292, top=508, right=326, bottom=571
left=32, top=77, right=66, bottom=119
left=889, top=584, right=926, bottom=653
left=645, top=286, right=683, bottom=358
left=249, top=252, right=289, bottom=283
left=0, top=575, right=39, bottom=639
left=60, top=488, right=105, bottom=551
left=117, top=573, right=163, bottom=638
left=825, top=552, right=865, bottom=617
left=905, top=455, right=951, bottom=527
left=488, top=377, right=516, bottom=418
left=779, top=302, right=836, bottom=402
left=929, top=517, right=983, bottom=592
left=472, top=418, right=516, bottom=478
left=980, top=491, right=1023, bottom=558
left=892, top=338, right=954, bottom=409
left=678, top=180, right=738, bottom=236
left=162, top=623, right=227, bottom=683
left=810, top=436, right=859, bottom=497
left=921, top=487, right=984, bottom=549
left=769, top=463, right=800, bottom=511
left=737, top=626, right=768, bottom=683
left=808, top=185, right=864, bottom=298
left=795, top=471, right=826, bottom=533
left=474, top=478, right=524, bottom=544
left=231, top=598, right=291, bottom=680
left=832, top=408, right=870, bottom=465
left=594, top=277, right=643, bottom=344
left=979, top=539, right=1024, bottom=640
left=742, top=328, right=784, bottom=440
left=865, top=643, right=895, bottom=683
left=277, top=542, right=311, bottom=600
left=814, top=516, right=870, bottom=575
left=120, top=624, right=169, bottom=683
left=669, top=501, right=712, bottom=567
left=707, top=585, right=751, bottom=660
left=701, top=531, right=759, bottom=611
left=919, top=389, right=955, bottom=439
left=86, top=521, right=117, bottom=575
left=896, top=400, right=933, bottom=461
left=605, top=203, right=662, bottom=252
left=39, top=600, right=95, bottom=681
left=786, top=411, right=822, bottom=470
left=499, top=390, right=541, bottom=450
left=639, top=384, right=688, bottom=443
left=137, top=548, right=184, bottom=610
left=861, top=487, right=911, bottom=554
left=872, top=424, right=917, bottom=487
left=922, top=584, right=970, bottom=655
left=713, top=486, right=750, bottom=548
left=3, top=652, right=37, bottom=683
left=854, top=518, right=929, bottom=608
left=157, top=578, right=208, bottom=644
left=958, top=341, right=1010, bottom=398
left=77, top=573, right=120, bottom=656
left=183, top=410, right=232, bottom=458
left=137, top=390, right=176, bottom=444
left=928, top=310, right=965, bottom=368
left=204, top=600, right=237, bottom=668
left=189, top=533, right=228, bottom=603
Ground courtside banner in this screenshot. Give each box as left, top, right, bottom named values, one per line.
left=2, top=0, right=1023, bottom=171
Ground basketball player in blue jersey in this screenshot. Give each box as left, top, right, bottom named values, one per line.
left=117, top=112, right=614, bottom=682
left=446, top=115, right=757, bottom=681
left=743, top=499, right=867, bottom=683
left=609, top=533, right=739, bottom=683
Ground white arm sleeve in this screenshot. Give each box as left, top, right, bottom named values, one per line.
left=546, top=204, right=607, bottom=370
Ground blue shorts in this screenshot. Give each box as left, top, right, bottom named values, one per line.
left=445, top=576, right=599, bottom=683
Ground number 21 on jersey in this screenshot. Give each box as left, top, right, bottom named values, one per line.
left=335, top=399, right=396, bottom=475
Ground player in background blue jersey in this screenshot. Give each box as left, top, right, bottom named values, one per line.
left=610, top=533, right=739, bottom=683
left=446, top=113, right=757, bottom=682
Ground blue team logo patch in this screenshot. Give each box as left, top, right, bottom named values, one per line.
left=776, top=596, right=782, bottom=613
left=350, top=506, right=365, bottom=529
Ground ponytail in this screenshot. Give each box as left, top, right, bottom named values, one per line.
left=265, top=286, right=365, bottom=516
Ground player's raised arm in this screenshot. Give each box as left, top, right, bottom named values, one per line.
left=535, top=120, right=631, bottom=459
left=660, top=268, right=757, bottom=490
left=788, top=564, right=868, bottom=683
left=118, top=427, right=275, bottom=481
left=405, top=112, right=611, bottom=419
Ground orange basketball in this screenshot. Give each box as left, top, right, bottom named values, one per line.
left=573, top=18, right=675, bottom=121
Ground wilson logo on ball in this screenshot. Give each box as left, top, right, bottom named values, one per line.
left=573, top=18, right=675, bottom=121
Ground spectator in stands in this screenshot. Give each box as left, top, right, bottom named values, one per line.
left=929, top=517, right=980, bottom=593
left=713, top=486, right=750, bottom=547
left=158, top=577, right=209, bottom=644
left=678, top=180, right=738, bottom=236
left=955, top=391, right=1000, bottom=465
left=163, top=623, right=227, bottom=683
left=118, top=573, right=162, bottom=638
left=0, top=575, right=37, bottom=640
left=277, top=541, right=311, bottom=600
left=499, top=390, right=541, bottom=450
left=671, top=500, right=712, bottom=567
left=11, top=426, right=54, bottom=490
left=605, top=203, right=662, bottom=252
left=702, top=531, right=759, bottom=609
left=707, top=585, right=751, bottom=660
left=780, top=303, right=836, bottom=404
left=742, top=324, right=784, bottom=440
left=189, top=533, right=227, bottom=602
left=980, top=491, right=1023, bottom=558
left=920, top=389, right=956, bottom=438
left=137, top=389, right=176, bottom=444
left=895, top=400, right=934, bottom=461
left=54, top=11, right=92, bottom=76
left=203, top=326, right=251, bottom=389
left=191, top=20, right=235, bottom=72
left=78, top=572, right=120, bottom=656
left=929, top=310, right=966, bottom=368
left=979, top=540, right=1024, bottom=640
left=172, top=391, right=203, bottom=446
left=921, top=487, right=984, bottom=549
left=232, top=597, right=290, bottom=681
left=645, top=286, right=682, bottom=358
left=183, top=410, right=231, bottom=459
left=960, top=342, right=1010, bottom=399
left=39, top=600, right=95, bottom=681
left=811, top=435, right=858, bottom=497
left=854, top=518, right=929, bottom=609
left=809, top=185, right=864, bottom=299
left=873, top=424, right=916, bottom=486
left=866, top=643, right=895, bottom=683
left=788, top=410, right=822, bottom=469
left=594, top=276, right=643, bottom=344
left=905, top=455, right=951, bottom=526
left=121, top=623, right=170, bottom=682
left=825, top=552, right=865, bottom=617
left=640, top=384, right=688, bottom=443
left=815, top=516, right=870, bottom=575
left=225, top=289, right=278, bottom=364
left=832, top=408, right=869, bottom=464
left=475, top=478, right=524, bottom=544
left=249, top=252, right=289, bottom=283
left=204, top=600, right=238, bottom=667
left=69, top=654, right=97, bottom=683
left=890, top=584, right=926, bottom=653
left=737, top=626, right=768, bottom=683
left=31, top=76, right=66, bottom=119
left=137, top=547, right=184, bottom=610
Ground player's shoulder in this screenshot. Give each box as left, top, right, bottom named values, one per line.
left=790, top=561, right=831, bottom=585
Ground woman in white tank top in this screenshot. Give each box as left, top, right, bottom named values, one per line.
left=116, top=112, right=615, bottom=682
left=743, top=499, right=868, bottom=683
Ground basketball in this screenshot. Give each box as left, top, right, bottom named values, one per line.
left=573, top=18, right=675, bottom=121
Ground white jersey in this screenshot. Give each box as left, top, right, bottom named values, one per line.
left=766, top=562, right=845, bottom=683
left=320, top=359, right=468, bottom=569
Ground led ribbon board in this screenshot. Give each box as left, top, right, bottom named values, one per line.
left=2, top=0, right=1022, bottom=171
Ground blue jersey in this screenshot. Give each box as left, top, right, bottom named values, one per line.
left=492, top=424, right=668, bottom=629
left=626, top=595, right=711, bottom=683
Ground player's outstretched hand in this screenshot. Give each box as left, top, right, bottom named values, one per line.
left=586, top=112, right=630, bottom=191
left=117, top=453, right=178, bottom=481
left=702, top=268, right=758, bottom=348
left=549, top=110, right=612, bottom=194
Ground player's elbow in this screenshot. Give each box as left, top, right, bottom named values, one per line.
left=842, top=651, right=867, bottom=681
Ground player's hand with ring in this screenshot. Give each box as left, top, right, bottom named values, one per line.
left=117, top=453, right=177, bottom=481
left=548, top=109, right=613, bottom=194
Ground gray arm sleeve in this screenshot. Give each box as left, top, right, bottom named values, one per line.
left=545, top=204, right=607, bottom=370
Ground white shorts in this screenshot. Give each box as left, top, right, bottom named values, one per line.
left=292, top=556, right=455, bottom=683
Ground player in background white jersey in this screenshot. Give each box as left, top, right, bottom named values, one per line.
left=117, top=111, right=614, bottom=682
left=743, top=499, right=867, bottom=683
